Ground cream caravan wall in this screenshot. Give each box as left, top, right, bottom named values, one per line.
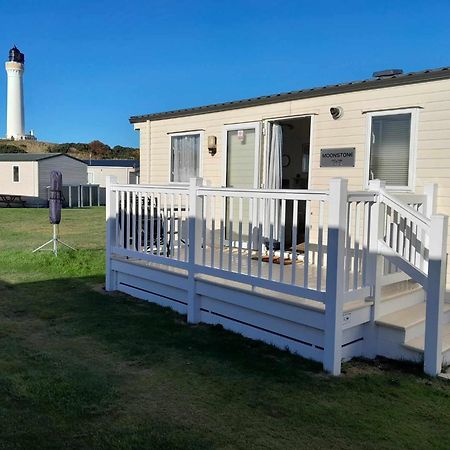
left=138, top=78, right=450, bottom=206
left=0, top=161, right=38, bottom=196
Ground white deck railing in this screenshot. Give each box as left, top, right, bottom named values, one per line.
left=105, top=177, right=448, bottom=376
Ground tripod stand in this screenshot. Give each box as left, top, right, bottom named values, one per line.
left=32, top=224, right=76, bottom=256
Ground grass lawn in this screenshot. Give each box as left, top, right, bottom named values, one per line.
left=1, top=207, right=450, bottom=449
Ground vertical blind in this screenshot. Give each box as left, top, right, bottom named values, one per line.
left=369, top=113, right=411, bottom=186
left=171, top=134, right=200, bottom=182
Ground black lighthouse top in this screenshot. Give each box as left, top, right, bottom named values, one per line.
left=9, top=46, right=24, bottom=64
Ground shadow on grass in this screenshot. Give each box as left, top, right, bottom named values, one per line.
left=0, top=275, right=448, bottom=450
left=0, top=274, right=322, bottom=377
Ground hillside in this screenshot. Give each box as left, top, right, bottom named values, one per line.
left=0, top=139, right=139, bottom=160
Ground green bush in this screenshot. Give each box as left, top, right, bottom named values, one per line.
left=49, top=141, right=139, bottom=160
left=0, top=143, right=26, bottom=153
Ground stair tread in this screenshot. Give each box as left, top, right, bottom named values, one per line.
left=376, top=303, right=450, bottom=330
left=381, top=280, right=422, bottom=302
left=404, top=323, right=450, bottom=353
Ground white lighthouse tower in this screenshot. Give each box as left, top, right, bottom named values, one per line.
left=5, top=46, right=25, bottom=140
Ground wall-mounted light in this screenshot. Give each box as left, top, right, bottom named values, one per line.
left=208, top=135, right=217, bottom=156
left=330, top=106, right=343, bottom=120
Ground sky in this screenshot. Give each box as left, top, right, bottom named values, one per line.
left=0, top=0, right=449, bottom=148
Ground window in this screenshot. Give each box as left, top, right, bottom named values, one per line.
left=171, top=133, right=200, bottom=182
left=13, top=166, right=19, bottom=182
left=368, top=111, right=416, bottom=188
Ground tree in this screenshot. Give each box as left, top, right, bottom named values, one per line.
left=88, top=140, right=111, bottom=157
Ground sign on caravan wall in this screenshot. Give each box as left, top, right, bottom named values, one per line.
left=320, top=148, right=355, bottom=168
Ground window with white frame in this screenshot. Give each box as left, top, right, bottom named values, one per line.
left=368, top=110, right=416, bottom=188
left=170, top=133, right=200, bottom=182
left=13, top=165, right=19, bottom=182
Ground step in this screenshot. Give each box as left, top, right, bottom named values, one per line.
left=404, top=323, right=450, bottom=366
left=376, top=303, right=450, bottom=342
left=379, top=280, right=425, bottom=316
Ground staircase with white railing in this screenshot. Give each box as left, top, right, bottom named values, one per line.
left=367, top=180, right=449, bottom=375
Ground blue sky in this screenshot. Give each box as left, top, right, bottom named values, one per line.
left=0, top=0, right=449, bottom=147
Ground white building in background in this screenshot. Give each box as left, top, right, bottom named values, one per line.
left=85, top=159, right=140, bottom=187
left=5, top=46, right=36, bottom=141
left=0, top=153, right=87, bottom=206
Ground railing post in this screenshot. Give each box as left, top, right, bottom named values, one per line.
left=422, top=183, right=438, bottom=272
left=105, top=176, right=118, bottom=291
left=187, top=177, right=203, bottom=323
left=424, top=214, right=448, bottom=376
left=423, top=183, right=438, bottom=218
left=324, top=178, right=347, bottom=375
left=365, top=179, right=386, bottom=357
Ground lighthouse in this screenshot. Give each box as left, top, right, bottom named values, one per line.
left=5, top=46, right=25, bottom=140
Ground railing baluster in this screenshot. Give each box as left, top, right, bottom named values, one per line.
left=408, top=217, right=414, bottom=263
left=184, top=193, right=189, bottom=262
left=391, top=210, right=398, bottom=273
left=247, top=197, right=253, bottom=276
left=149, top=193, right=155, bottom=254
left=219, top=195, right=225, bottom=270
left=170, top=193, right=175, bottom=257
left=303, top=200, right=311, bottom=288
left=143, top=193, right=148, bottom=253
left=115, top=189, right=119, bottom=247
left=163, top=194, right=168, bottom=256
left=228, top=197, right=234, bottom=271
left=399, top=215, right=405, bottom=260
left=279, top=199, right=286, bottom=283
left=316, top=200, right=324, bottom=291
left=132, top=191, right=137, bottom=251
left=344, top=201, right=352, bottom=291
left=126, top=191, right=131, bottom=250
left=137, top=192, right=142, bottom=251
left=211, top=195, right=216, bottom=268
left=268, top=198, right=274, bottom=281
left=238, top=197, right=243, bottom=274
left=291, top=200, right=298, bottom=286
left=353, top=201, right=361, bottom=290
left=176, top=193, right=181, bottom=260
left=202, top=193, right=207, bottom=266
left=361, top=201, right=370, bottom=287
left=257, top=197, right=263, bottom=279
left=156, top=193, right=161, bottom=256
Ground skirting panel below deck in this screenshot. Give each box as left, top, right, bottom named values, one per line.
left=111, top=257, right=369, bottom=365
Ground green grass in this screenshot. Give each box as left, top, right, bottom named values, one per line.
left=1, top=207, right=450, bottom=449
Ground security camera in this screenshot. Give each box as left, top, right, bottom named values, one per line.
left=330, top=106, right=343, bottom=120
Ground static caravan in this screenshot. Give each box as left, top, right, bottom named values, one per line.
left=0, top=153, right=87, bottom=206
left=130, top=66, right=450, bottom=261
left=131, top=66, right=450, bottom=201
left=104, top=66, right=450, bottom=375
left=85, top=159, right=140, bottom=187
